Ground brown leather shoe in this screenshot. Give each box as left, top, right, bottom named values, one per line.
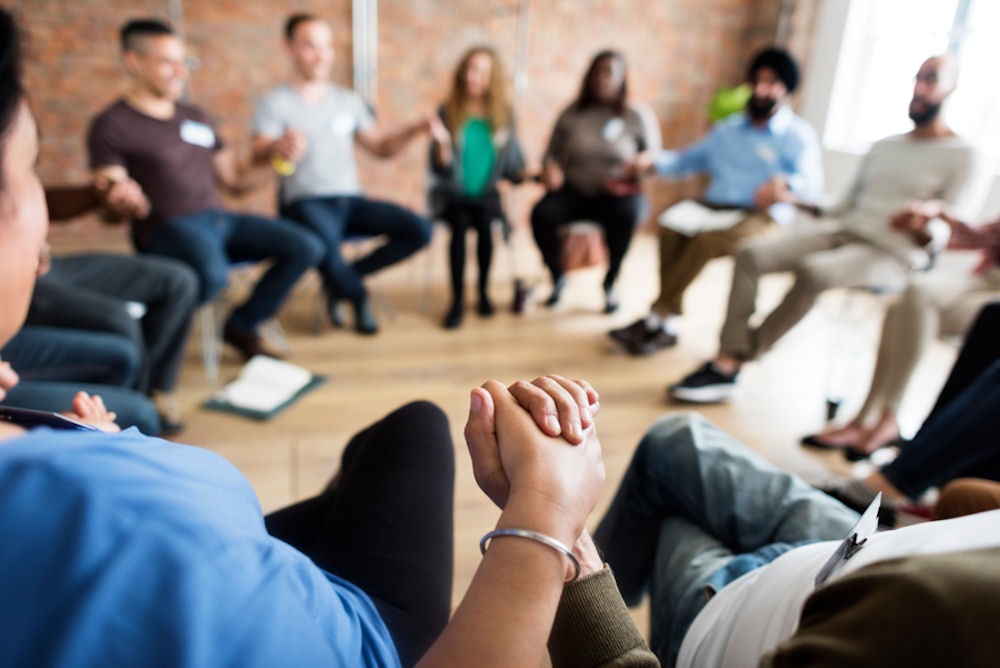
left=222, top=322, right=286, bottom=361
left=608, top=318, right=649, bottom=347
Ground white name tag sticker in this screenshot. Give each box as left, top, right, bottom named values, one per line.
left=180, top=120, right=216, bottom=148
left=602, top=117, right=625, bottom=142
left=331, top=113, right=356, bottom=136
left=754, top=142, right=778, bottom=164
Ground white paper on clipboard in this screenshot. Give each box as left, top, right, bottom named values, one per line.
left=658, top=199, right=746, bottom=236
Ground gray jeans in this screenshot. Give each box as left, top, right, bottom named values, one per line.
left=594, top=413, right=858, bottom=666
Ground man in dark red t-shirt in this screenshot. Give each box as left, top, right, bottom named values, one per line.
left=88, top=18, right=323, bottom=360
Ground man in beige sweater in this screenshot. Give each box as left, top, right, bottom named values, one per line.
left=669, top=54, right=990, bottom=404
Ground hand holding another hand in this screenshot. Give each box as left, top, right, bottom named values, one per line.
left=465, top=375, right=604, bottom=547
left=97, top=176, right=151, bottom=220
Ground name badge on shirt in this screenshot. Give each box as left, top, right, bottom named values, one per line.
left=602, top=117, right=625, bottom=142
left=814, top=492, right=882, bottom=587
left=331, top=113, right=356, bottom=136
left=754, top=142, right=778, bottom=164
left=180, top=119, right=216, bottom=148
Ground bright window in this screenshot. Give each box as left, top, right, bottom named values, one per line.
left=824, top=0, right=1000, bottom=159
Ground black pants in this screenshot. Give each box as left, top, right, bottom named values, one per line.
left=927, top=301, right=1000, bottom=420
left=265, top=401, right=455, bottom=667
left=530, top=185, right=642, bottom=290
left=443, top=198, right=498, bottom=307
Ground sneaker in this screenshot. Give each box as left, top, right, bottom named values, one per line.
left=668, top=362, right=738, bottom=403
left=626, top=329, right=678, bottom=356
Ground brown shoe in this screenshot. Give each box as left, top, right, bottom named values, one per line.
left=609, top=318, right=649, bottom=347
left=626, top=329, right=678, bottom=356
left=223, top=322, right=286, bottom=361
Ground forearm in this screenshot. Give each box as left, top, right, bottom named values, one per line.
left=417, top=521, right=568, bottom=666
left=369, top=119, right=426, bottom=158
left=549, top=565, right=660, bottom=667
left=45, top=184, right=101, bottom=221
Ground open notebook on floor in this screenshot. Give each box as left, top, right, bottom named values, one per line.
left=203, top=355, right=327, bottom=420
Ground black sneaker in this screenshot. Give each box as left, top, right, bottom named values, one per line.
left=668, top=362, right=738, bottom=403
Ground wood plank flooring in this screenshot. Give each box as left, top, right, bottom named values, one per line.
left=120, top=225, right=955, bottom=631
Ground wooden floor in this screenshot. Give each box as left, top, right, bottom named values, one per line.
left=164, top=225, right=953, bottom=629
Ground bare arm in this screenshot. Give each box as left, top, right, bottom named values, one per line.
left=417, top=376, right=606, bottom=667
left=355, top=115, right=432, bottom=159
left=212, top=147, right=272, bottom=196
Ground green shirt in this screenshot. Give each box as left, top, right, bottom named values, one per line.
left=460, top=118, right=495, bottom=197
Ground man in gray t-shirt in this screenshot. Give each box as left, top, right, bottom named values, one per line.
left=253, top=14, right=433, bottom=335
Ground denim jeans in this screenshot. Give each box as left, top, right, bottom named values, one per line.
left=594, top=413, right=858, bottom=666
left=141, top=209, right=324, bottom=333
left=2, top=381, right=161, bottom=436
left=283, top=196, right=432, bottom=304
left=28, top=254, right=199, bottom=393
left=2, top=326, right=141, bottom=389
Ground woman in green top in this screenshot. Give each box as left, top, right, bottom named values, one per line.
left=429, top=46, right=526, bottom=329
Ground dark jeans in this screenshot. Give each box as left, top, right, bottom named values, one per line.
left=264, top=401, right=454, bottom=667
left=530, top=185, right=643, bottom=290
left=141, top=209, right=324, bottom=333
left=284, top=196, right=432, bottom=304
left=442, top=198, right=499, bottom=305
left=884, top=302, right=1000, bottom=498
left=27, top=253, right=199, bottom=393
left=3, top=326, right=141, bottom=388
left=2, top=381, right=161, bottom=436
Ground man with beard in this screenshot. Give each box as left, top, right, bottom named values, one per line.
left=669, top=54, right=990, bottom=404
left=609, top=47, right=823, bottom=355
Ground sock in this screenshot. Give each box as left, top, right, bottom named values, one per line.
left=661, top=315, right=680, bottom=335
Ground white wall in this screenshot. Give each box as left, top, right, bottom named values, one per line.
left=800, top=0, right=1000, bottom=221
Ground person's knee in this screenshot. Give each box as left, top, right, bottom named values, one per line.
left=732, top=243, right=767, bottom=276
left=198, top=263, right=230, bottom=303
left=409, top=215, right=433, bottom=248
left=159, top=260, right=200, bottom=310
left=636, top=412, right=708, bottom=469
left=792, top=259, right=836, bottom=294
left=284, top=225, right=325, bottom=266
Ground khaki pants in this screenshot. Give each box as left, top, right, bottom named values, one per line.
left=719, top=229, right=910, bottom=359
left=652, top=213, right=776, bottom=316
left=857, top=265, right=1000, bottom=421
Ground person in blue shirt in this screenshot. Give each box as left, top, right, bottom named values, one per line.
left=609, top=47, right=823, bottom=356
left=0, top=12, right=646, bottom=666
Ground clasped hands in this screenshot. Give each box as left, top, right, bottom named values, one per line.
left=464, top=374, right=605, bottom=575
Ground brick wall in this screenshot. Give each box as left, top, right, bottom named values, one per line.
left=14, top=0, right=812, bottom=248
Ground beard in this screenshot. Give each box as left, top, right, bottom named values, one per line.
left=747, top=95, right=777, bottom=121
left=908, top=99, right=942, bottom=126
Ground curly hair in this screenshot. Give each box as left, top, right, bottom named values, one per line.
left=443, top=46, right=511, bottom=135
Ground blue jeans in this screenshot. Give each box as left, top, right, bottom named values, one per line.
left=2, top=326, right=141, bottom=389
left=141, top=209, right=324, bottom=332
left=594, top=413, right=858, bottom=666
left=2, top=381, right=161, bottom=436
left=284, top=196, right=432, bottom=303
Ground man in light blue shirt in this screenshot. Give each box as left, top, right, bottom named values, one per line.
left=609, top=47, right=822, bottom=355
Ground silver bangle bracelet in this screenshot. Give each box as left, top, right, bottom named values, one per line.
left=479, top=528, right=581, bottom=582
